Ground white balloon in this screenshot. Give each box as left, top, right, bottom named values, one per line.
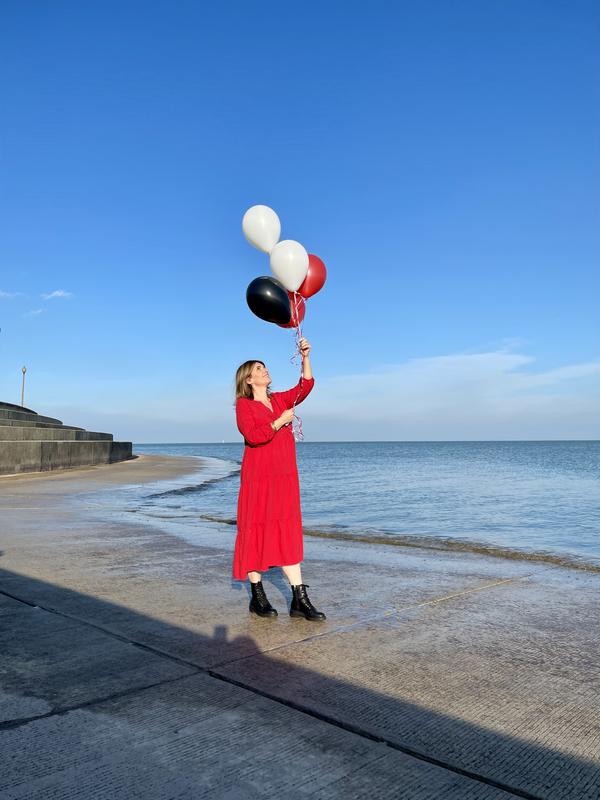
left=270, top=240, right=309, bottom=292
left=242, top=205, right=281, bottom=253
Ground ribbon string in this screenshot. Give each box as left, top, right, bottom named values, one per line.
left=288, top=291, right=305, bottom=442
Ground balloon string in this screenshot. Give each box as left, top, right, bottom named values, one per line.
left=288, top=292, right=303, bottom=364
left=288, top=291, right=304, bottom=442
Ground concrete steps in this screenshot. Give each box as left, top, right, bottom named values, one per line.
left=0, top=418, right=85, bottom=430
left=0, top=427, right=113, bottom=441
left=0, top=407, right=65, bottom=426
left=0, top=401, right=37, bottom=413
left=0, top=402, right=132, bottom=475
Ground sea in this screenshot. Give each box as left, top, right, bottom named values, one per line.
left=124, top=441, right=600, bottom=572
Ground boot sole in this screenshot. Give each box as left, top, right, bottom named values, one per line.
left=249, top=607, right=278, bottom=618
left=290, top=610, right=327, bottom=621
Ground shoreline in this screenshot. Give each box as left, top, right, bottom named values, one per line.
left=20, top=451, right=593, bottom=576
left=197, top=512, right=600, bottom=574
left=134, top=443, right=600, bottom=577
left=2, top=448, right=599, bottom=578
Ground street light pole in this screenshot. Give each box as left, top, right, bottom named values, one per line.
left=21, top=366, right=27, bottom=407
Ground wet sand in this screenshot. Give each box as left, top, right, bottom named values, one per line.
left=1, top=455, right=599, bottom=798
left=0, top=452, right=203, bottom=491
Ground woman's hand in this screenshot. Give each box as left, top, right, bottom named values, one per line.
left=299, top=337, right=311, bottom=358
left=275, top=408, right=295, bottom=429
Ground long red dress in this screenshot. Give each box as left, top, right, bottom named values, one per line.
left=232, top=376, right=315, bottom=580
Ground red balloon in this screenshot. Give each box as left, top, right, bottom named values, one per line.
left=278, top=291, right=306, bottom=329
left=298, top=254, right=327, bottom=298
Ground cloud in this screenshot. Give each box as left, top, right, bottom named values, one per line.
left=24, top=308, right=44, bottom=317
left=0, top=290, right=20, bottom=299
left=41, top=289, right=73, bottom=300
left=44, top=348, right=600, bottom=442
left=303, top=350, right=600, bottom=440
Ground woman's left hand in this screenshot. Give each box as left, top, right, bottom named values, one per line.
left=299, top=337, right=311, bottom=358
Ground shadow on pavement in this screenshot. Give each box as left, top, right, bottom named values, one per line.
left=0, top=567, right=598, bottom=800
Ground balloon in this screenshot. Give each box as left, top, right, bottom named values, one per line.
left=246, top=276, right=291, bottom=325
left=278, top=292, right=306, bottom=329
left=242, top=205, right=281, bottom=253
left=298, top=254, right=327, bottom=298
left=269, top=240, right=309, bottom=292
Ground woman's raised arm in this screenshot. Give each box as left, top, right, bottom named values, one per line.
left=276, top=376, right=315, bottom=409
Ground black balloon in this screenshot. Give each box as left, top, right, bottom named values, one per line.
left=246, top=276, right=291, bottom=325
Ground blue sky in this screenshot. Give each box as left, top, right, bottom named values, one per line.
left=1, top=1, right=598, bottom=441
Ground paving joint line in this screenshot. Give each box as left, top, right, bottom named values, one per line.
left=0, top=673, right=198, bottom=732
left=0, top=586, right=208, bottom=670
left=388, top=574, right=535, bottom=615
left=2, top=574, right=531, bottom=676
left=205, top=668, right=542, bottom=799
left=0, top=578, right=539, bottom=799
left=211, top=574, right=534, bottom=668
left=1, top=574, right=533, bottom=675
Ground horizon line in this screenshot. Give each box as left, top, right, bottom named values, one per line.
left=132, top=439, right=600, bottom=445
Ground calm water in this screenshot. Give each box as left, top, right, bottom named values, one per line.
left=129, top=441, right=600, bottom=570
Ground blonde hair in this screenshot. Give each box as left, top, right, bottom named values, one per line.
left=234, top=360, right=271, bottom=401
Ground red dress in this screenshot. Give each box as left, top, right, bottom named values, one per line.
left=232, top=377, right=315, bottom=580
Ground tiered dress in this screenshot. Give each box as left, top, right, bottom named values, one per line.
left=232, top=377, right=315, bottom=580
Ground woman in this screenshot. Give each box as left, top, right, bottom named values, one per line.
left=233, top=337, right=325, bottom=622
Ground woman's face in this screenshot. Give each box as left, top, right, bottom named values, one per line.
left=247, top=362, right=271, bottom=390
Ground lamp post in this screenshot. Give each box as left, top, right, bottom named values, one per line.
left=21, top=366, right=27, bottom=407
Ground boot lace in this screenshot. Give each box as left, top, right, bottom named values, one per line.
left=253, top=583, right=268, bottom=603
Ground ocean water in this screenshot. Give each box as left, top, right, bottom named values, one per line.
left=128, top=441, right=600, bottom=572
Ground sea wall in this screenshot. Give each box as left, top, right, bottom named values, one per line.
left=0, top=402, right=132, bottom=475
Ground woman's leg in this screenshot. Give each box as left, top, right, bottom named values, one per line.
left=248, top=571, right=262, bottom=583
left=282, top=563, right=302, bottom=586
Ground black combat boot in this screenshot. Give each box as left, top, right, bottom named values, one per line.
left=249, top=581, right=278, bottom=618
left=290, top=584, right=326, bottom=621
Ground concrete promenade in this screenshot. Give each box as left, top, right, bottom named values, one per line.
left=0, top=456, right=598, bottom=799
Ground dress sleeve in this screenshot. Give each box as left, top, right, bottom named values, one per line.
left=275, top=377, right=315, bottom=410
left=236, top=400, right=276, bottom=446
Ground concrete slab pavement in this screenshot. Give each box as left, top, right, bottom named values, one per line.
left=0, top=455, right=598, bottom=798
